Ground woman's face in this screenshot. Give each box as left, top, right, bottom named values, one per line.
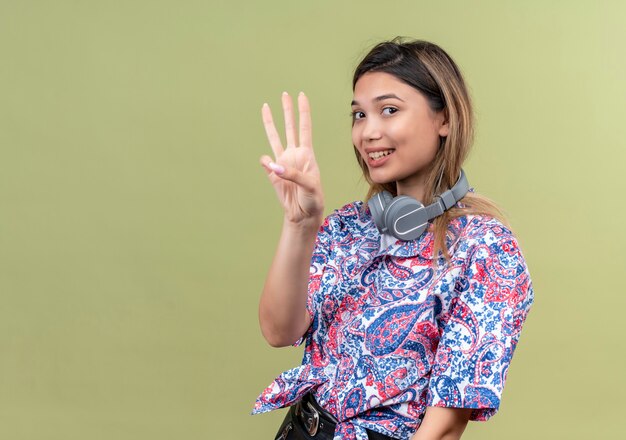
left=351, top=71, right=449, bottom=196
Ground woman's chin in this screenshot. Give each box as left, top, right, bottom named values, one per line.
left=368, top=171, right=397, bottom=186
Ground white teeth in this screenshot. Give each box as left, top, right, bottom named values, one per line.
left=368, top=150, right=393, bottom=160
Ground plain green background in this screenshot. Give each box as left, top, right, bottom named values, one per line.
left=1, top=1, right=624, bottom=439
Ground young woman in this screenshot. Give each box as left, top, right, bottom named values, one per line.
left=253, top=39, right=533, bottom=440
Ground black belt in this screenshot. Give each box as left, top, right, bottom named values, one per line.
left=294, top=393, right=336, bottom=437
left=293, top=393, right=394, bottom=440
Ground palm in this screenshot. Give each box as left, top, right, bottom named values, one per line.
left=260, top=92, right=324, bottom=224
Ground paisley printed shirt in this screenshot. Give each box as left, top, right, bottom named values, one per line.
left=253, top=201, right=533, bottom=440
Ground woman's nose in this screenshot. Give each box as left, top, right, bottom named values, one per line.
left=361, top=117, right=383, bottom=141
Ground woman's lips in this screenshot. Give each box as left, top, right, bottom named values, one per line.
left=367, top=149, right=395, bottom=167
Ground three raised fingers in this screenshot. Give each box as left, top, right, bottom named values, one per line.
left=262, top=92, right=313, bottom=158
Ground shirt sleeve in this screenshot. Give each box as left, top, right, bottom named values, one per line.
left=292, top=214, right=335, bottom=346
left=426, top=230, right=534, bottom=420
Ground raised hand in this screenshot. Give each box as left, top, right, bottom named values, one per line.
left=260, top=92, right=324, bottom=226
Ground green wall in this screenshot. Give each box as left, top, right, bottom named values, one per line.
left=1, top=1, right=624, bottom=438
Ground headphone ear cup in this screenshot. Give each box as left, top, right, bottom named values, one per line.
left=380, top=191, right=393, bottom=205
left=368, top=191, right=393, bottom=233
left=384, top=196, right=428, bottom=241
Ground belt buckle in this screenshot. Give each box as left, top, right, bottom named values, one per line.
left=304, top=401, right=320, bottom=436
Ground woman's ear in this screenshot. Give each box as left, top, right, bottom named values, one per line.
left=438, top=109, right=450, bottom=137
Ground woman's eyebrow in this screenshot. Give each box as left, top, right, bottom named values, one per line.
left=351, top=94, right=405, bottom=106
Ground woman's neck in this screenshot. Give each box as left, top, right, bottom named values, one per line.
left=396, top=176, right=427, bottom=202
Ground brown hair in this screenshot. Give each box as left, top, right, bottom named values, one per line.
left=353, top=38, right=509, bottom=260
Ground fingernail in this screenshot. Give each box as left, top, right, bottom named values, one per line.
left=299, top=91, right=304, bottom=96
left=282, top=91, right=288, bottom=96
left=269, top=162, right=285, bottom=175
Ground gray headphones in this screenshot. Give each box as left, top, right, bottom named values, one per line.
left=368, top=169, right=469, bottom=241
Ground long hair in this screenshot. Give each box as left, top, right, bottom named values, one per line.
left=353, top=38, right=509, bottom=260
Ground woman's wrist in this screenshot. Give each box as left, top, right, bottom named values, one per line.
left=282, top=213, right=324, bottom=234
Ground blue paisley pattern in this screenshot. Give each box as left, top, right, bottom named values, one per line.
left=253, top=201, right=533, bottom=440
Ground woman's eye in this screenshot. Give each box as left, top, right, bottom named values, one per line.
left=352, top=111, right=365, bottom=120
left=382, top=107, right=398, bottom=116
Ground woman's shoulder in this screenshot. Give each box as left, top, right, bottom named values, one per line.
left=323, top=200, right=368, bottom=226
left=458, top=214, right=515, bottom=244
left=333, top=200, right=366, bottom=216
left=448, top=213, right=529, bottom=269
left=446, top=212, right=517, bottom=255
left=451, top=190, right=518, bottom=249
left=318, top=200, right=372, bottom=239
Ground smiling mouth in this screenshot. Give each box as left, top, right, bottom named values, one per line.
left=368, top=149, right=394, bottom=160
